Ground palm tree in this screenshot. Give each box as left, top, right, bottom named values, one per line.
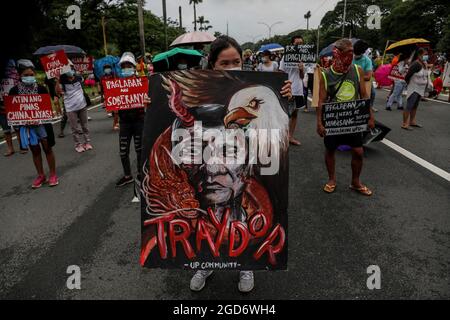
left=196, top=15, right=210, bottom=31
left=304, top=10, right=311, bottom=30
left=189, top=0, right=203, bottom=31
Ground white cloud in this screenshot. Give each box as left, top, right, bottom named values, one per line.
left=145, top=0, right=339, bottom=44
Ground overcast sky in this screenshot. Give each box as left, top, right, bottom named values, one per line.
left=145, top=0, right=340, bottom=44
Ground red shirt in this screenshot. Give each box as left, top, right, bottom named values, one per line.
left=433, top=77, right=443, bottom=94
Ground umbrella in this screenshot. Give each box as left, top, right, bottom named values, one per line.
left=386, top=38, right=429, bottom=52
left=363, top=121, right=391, bottom=146
left=93, top=55, right=121, bottom=79
left=257, top=43, right=284, bottom=53
left=319, top=38, right=360, bottom=57
left=170, top=31, right=216, bottom=47
left=152, top=48, right=203, bottom=72
left=33, top=45, right=86, bottom=56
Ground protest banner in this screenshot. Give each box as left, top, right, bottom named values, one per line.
left=4, top=94, right=54, bottom=126
left=388, top=64, right=408, bottom=81
left=40, top=50, right=71, bottom=79
left=102, top=77, right=149, bottom=112
left=141, top=70, right=289, bottom=270
left=283, top=44, right=316, bottom=68
left=72, top=56, right=94, bottom=74
left=443, top=62, right=450, bottom=88
left=322, top=99, right=371, bottom=136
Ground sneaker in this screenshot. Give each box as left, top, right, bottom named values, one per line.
left=397, top=106, right=404, bottom=110
left=75, top=145, right=85, bottom=153
left=238, top=271, right=254, bottom=293
left=385, top=107, right=392, bottom=111
left=84, top=143, right=93, bottom=151
left=88, top=116, right=92, bottom=121
left=48, top=175, right=59, bottom=187
left=116, top=176, right=134, bottom=187
left=32, top=175, right=47, bottom=189
left=190, top=270, right=213, bottom=292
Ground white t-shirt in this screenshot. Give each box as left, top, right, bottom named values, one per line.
left=279, top=58, right=303, bottom=96
left=257, top=61, right=279, bottom=72
left=62, top=78, right=87, bottom=112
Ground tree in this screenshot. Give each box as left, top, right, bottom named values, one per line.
left=304, top=11, right=311, bottom=30
left=196, top=15, right=211, bottom=31
left=189, top=0, right=203, bottom=31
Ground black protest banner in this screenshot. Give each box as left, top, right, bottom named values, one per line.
left=322, top=99, right=370, bottom=136
left=283, top=44, right=316, bottom=67
left=140, top=70, right=289, bottom=270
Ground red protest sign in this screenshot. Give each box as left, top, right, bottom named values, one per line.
left=388, top=64, right=409, bottom=81
left=4, top=94, right=54, bottom=126
left=102, top=77, right=149, bottom=112
left=72, top=56, right=94, bottom=74
left=40, top=50, right=71, bottom=79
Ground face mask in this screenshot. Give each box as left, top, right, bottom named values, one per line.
left=262, top=57, right=269, bottom=63
left=332, top=47, right=354, bottom=73
left=422, top=55, right=429, bottom=62
left=21, top=76, right=36, bottom=85
left=104, top=68, right=112, bottom=74
left=122, top=68, right=135, bottom=77
left=66, top=70, right=75, bottom=77
left=177, top=64, right=188, bottom=70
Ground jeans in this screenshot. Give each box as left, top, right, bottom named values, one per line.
left=119, top=119, right=144, bottom=177
left=387, top=80, right=406, bottom=109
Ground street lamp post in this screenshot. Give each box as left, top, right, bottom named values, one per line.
left=258, top=21, right=282, bottom=39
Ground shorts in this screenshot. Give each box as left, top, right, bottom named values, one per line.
left=0, top=113, right=11, bottom=133
left=324, top=133, right=363, bottom=151
left=406, top=92, right=421, bottom=111
left=294, top=95, right=304, bottom=109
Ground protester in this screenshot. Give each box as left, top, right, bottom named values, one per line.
left=353, top=40, right=377, bottom=112
left=242, top=49, right=255, bottom=71
left=9, top=59, right=58, bottom=188
left=316, top=39, right=375, bottom=196
left=99, top=64, right=119, bottom=130
left=257, top=50, right=279, bottom=72
left=280, top=35, right=305, bottom=146
left=115, top=52, right=149, bottom=187
left=386, top=53, right=409, bottom=110
left=403, top=48, right=430, bottom=130
left=428, top=69, right=443, bottom=99
left=136, top=56, right=146, bottom=77
left=189, top=35, right=293, bottom=293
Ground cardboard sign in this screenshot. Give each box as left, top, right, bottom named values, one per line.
left=4, top=94, right=54, bottom=126
left=283, top=44, right=316, bottom=68
left=72, top=56, right=94, bottom=74
left=102, top=77, right=149, bottom=112
left=40, top=50, right=71, bottom=79
left=141, top=70, right=289, bottom=270
left=322, top=99, right=370, bottom=136
left=311, top=66, right=320, bottom=108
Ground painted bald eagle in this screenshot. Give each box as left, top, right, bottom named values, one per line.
left=161, top=70, right=289, bottom=160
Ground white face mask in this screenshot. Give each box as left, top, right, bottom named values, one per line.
left=177, top=64, right=188, bottom=70
left=225, top=67, right=242, bottom=71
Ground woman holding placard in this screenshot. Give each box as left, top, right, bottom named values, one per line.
left=8, top=59, right=58, bottom=188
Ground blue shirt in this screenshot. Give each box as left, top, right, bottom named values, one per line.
left=353, top=55, right=373, bottom=73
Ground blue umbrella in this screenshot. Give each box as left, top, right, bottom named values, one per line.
left=33, top=45, right=86, bottom=56
left=258, top=43, right=284, bottom=53
left=93, top=55, right=121, bottom=79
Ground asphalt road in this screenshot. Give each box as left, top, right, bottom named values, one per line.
left=0, top=89, right=449, bottom=300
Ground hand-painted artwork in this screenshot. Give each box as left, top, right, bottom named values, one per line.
left=140, top=70, right=289, bottom=270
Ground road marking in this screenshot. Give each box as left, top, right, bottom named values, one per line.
left=381, top=139, right=450, bottom=182
left=0, top=101, right=103, bottom=146
left=381, top=88, right=450, bottom=105
left=307, top=96, right=450, bottom=181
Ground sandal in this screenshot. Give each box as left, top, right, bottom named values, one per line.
left=3, top=150, right=15, bottom=157
left=323, top=183, right=336, bottom=193
left=20, top=148, right=28, bottom=154
left=410, top=123, right=423, bottom=128
left=401, top=126, right=413, bottom=131
left=349, top=184, right=373, bottom=196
